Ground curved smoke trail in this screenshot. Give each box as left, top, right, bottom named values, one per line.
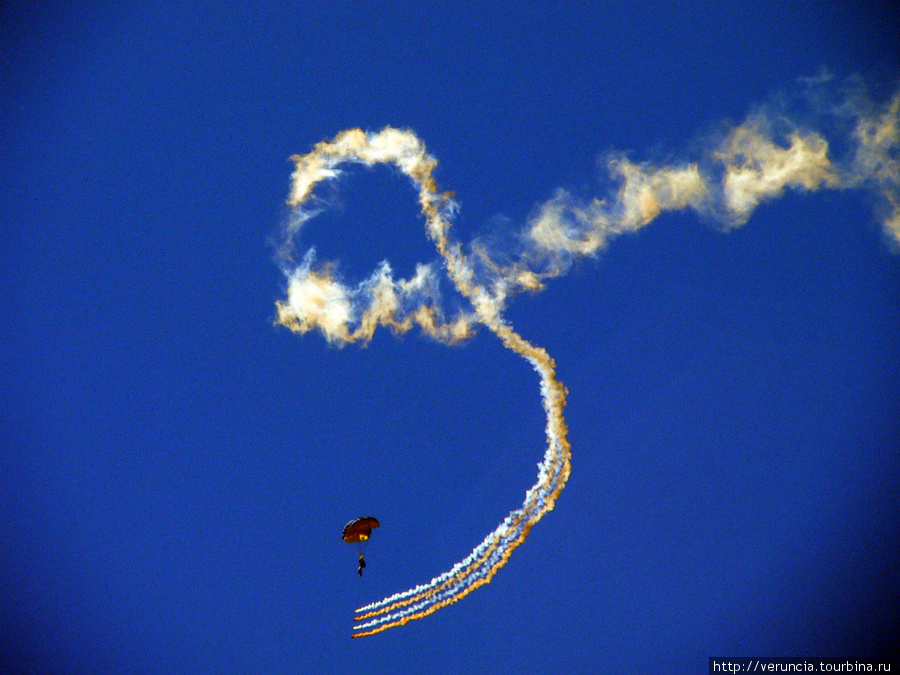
left=274, top=126, right=572, bottom=637
left=275, top=75, right=899, bottom=637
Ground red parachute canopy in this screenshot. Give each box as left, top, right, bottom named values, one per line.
left=342, top=517, right=380, bottom=543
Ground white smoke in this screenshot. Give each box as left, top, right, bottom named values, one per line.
left=274, top=74, right=899, bottom=637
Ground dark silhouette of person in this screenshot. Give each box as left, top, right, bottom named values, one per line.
left=358, top=554, right=366, bottom=577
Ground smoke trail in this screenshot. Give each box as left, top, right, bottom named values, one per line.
left=274, top=125, right=572, bottom=638
left=275, top=75, right=899, bottom=637
left=518, top=79, right=900, bottom=290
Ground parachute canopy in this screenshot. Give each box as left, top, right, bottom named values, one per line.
left=343, top=517, right=380, bottom=543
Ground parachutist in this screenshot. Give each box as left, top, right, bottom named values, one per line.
left=343, top=517, right=379, bottom=576
left=344, top=517, right=379, bottom=576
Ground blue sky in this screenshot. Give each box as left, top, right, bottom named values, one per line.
left=2, top=2, right=898, bottom=673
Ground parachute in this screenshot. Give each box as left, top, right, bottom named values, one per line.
left=343, top=517, right=380, bottom=544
